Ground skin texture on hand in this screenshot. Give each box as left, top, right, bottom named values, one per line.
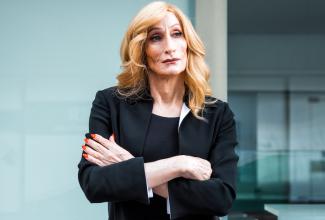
left=177, top=155, right=212, bottom=181
left=147, top=156, right=212, bottom=198
left=144, top=157, right=182, bottom=189
left=82, top=134, right=134, bottom=166
left=143, top=155, right=212, bottom=189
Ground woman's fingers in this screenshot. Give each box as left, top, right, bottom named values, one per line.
left=85, top=137, right=107, bottom=153
left=90, top=133, right=134, bottom=161
left=82, top=142, right=123, bottom=166
left=197, top=157, right=211, bottom=169
left=90, top=134, right=111, bottom=149
left=83, top=145, right=102, bottom=160
left=199, top=161, right=212, bottom=174
left=84, top=134, right=131, bottom=164
left=90, top=133, right=120, bottom=154
left=85, top=137, right=117, bottom=158
left=199, top=160, right=212, bottom=179
left=82, top=153, right=105, bottom=167
left=192, top=166, right=209, bottom=180
left=185, top=156, right=212, bottom=181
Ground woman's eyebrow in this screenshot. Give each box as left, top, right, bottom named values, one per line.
left=148, top=23, right=181, bottom=33
left=148, top=27, right=162, bottom=33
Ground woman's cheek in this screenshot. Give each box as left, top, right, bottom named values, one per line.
left=147, top=47, right=163, bottom=63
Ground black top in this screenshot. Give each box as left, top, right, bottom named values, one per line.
left=142, top=114, right=180, bottom=219
left=143, top=114, right=179, bottom=163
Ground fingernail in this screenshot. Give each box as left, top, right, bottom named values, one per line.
left=90, top=134, right=96, bottom=139
left=82, top=145, right=86, bottom=150
left=84, top=138, right=88, bottom=143
left=83, top=153, right=88, bottom=159
left=112, top=133, right=115, bottom=140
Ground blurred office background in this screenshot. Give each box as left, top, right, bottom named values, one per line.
left=227, top=0, right=325, bottom=219
left=0, top=0, right=324, bottom=219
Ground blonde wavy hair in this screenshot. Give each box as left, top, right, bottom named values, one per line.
left=117, top=1, right=214, bottom=119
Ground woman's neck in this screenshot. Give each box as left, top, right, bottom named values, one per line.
left=148, top=73, right=185, bottom=117
left=148, top=73, right=185, bottom=105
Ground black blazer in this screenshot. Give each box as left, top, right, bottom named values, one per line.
left=78, top=87, right=238, bottom=220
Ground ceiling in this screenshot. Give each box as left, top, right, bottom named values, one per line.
left=228, top=0, right=325, bottom=34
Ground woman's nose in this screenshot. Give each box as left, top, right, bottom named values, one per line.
left=164, top=35, right=176, bottom=54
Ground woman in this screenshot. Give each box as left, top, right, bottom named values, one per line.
left=78, top=1, right=238, bottom=220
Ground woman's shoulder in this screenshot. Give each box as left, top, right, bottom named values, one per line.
left=92, top=86, right=121, bottom=105
left=204, top=96, right=234, bottom=117
left=95, top=86, right=149, bottom=104
left=204, top=96, right=227, bottom=108
left=98, top=86, right=118, bottom=97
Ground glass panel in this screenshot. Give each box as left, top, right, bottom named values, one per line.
left=228, top=91, right=325, bottom=217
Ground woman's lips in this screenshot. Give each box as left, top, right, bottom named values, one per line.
left=162, top=58, right=180, bottom=64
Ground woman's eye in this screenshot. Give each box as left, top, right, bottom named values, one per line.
left=150, top=35, right=161, bottom=42
left=173, top=31, right=183, bottom=37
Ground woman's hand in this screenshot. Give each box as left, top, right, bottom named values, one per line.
left=144, top=155, right=212, bottom=189
left=82, top=133, right=134, bottom=167
left=176, top=155, right=212, bottom=181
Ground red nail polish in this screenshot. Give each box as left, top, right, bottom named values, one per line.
left=82, top=145, right=86, bottom=150
left=90, top=134, right=96, bottom=139
left=83, top=153, right=88, bottom=159
left=84, top=138, right=88, bottom=143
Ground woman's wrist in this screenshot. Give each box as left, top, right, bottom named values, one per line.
left=166, top=155, right=184, bottom=179
left=170, top=155, right=188, bottom=178
left=144, top=156, right=185, bottom=188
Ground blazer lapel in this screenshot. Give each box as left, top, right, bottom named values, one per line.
left=178, top=102, right=211, bottom=158
left=119, top=100, right=153, bottom=157
left=178, top=102, right=191, bottom=131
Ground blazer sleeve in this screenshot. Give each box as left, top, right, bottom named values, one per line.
left=168, top=103, right=239, bottom=219
left=77, top=90, right=150, bottom=204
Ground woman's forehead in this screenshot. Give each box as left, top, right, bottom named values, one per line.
left=149, top=12, right=181, bottom=31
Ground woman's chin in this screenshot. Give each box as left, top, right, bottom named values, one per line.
left=154, top=69, right=185, bottom=76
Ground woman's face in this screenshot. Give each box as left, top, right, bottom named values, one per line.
left=145, top=12, right=187, bottom=77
